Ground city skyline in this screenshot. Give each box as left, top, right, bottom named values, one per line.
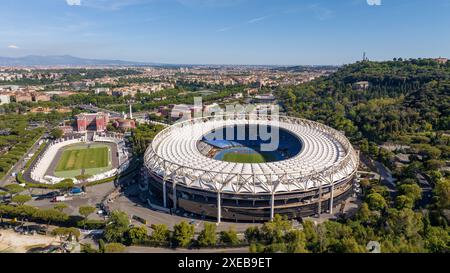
left=1, top=0, right=450, bottom=65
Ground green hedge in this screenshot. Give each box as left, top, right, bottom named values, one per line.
left=76, top=219, right=106, bottom=230
left=0, top=130, right=45, bottom=181
left=0, top=204, right=106, bottom=230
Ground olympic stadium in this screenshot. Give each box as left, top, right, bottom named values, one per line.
left=143, top=114, right=359, bottom=222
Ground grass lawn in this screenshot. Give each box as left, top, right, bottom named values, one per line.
left=222, top=152, right=266, bottom=163
left=54, top=144, right=111, bottom=178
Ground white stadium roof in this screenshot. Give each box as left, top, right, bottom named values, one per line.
left=144, top=114, right=359, bottom=194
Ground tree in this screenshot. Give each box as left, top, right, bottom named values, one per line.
left=14, top=205, right=38, bottom=221
left=260, top=214, right=292, bottom=244
left=360, top=139, right=369, bottom=154
left=81, top=243, right=99, bottom=253
left=425, top=226, right=449, bottom=253
left=197, top=222, right=217, bottom=247
left=98, top=239, right=106, bottom=253
left=125, top=226, right=148, bottom=245
left=53, top=203, right=68, bottom=212
left=416, top=144, right=441, bottom=160
left=11, top=195, right=31, bottom=205
left=104, top=210, right=130, bottom=243
left=245, top=226, right=261, bottom=243
left=0, top=191, right=7, bottom=202
left=337, top=237, right=366, bottom=253
left=150, top=224, right=170, bottom=243
left=172, top=221, right=195, bottom=248
left=52, top=227, right=80, bottom=241
left=104, top=243, right=126, bottom=253
left=433, top=178, right=450, bottom=210
left=5, top=184, right=25, bottom=197
left=355, top=202, right=372, bottom=223
left=79, top=206, right=96, bottom=220
left=398, top=183, right=422, bottom=203
left=50, top=128, right=63, bottom=139
left=219, top=227, right=240, bottom=246
left=396, top=195, right=414, bottom=209
left=425, top=159, right=444, bottom=171
left=54, top=179, right=74, bottom=193
left=366, top=193, right=387, bottom=211
left=33, top=208, right=69, bottom=228
left=385, top=208, right=424, bottom=239
left=284, top=230, right=309, bottom=253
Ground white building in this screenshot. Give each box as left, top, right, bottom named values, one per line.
left=0, top=94, right=11, bottom=105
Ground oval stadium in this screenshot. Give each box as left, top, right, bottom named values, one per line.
left=143, top=114, right=359, bottom=223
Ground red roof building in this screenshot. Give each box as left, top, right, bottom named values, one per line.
left=76, top=112, right=110, bottom=132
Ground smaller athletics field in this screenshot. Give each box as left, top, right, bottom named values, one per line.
left=53, top=143, right=112, bottom=178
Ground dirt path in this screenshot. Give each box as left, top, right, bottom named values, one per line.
left=0, top=230, right=61, bottom=253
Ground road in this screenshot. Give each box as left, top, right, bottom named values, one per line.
left=374, top=161, right=398, bottom=197
left=417, top=173, right=434, bottom=208
left=0, top=134, right=47, bottom=188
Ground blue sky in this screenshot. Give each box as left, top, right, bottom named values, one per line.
left=0, top=0, right=449, bottom=65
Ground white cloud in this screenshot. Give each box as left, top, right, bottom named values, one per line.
left=7, top=45, right=19, bottom=49
left=247, top=16, right=268, bottom=24
left=308, top=4, right=334, bottom=21
left=217, top=26, right=232, bottom=32
left=177, top=0, right=245, bottom=8
left=66, top=0, right=81, bottom=6
left=367, top=0, right=382, bottom=6
left=69, top=0, right=149, bottom=10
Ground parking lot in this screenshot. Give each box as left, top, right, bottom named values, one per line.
left=28, top=182, right=116, bottom=220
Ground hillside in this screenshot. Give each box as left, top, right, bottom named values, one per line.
left=276, top=58, right=450, bottom=142
left=271, top=58, right=450, bottom=253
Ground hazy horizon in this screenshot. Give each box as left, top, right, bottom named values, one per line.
left=1, top=53, right=447, bottom=67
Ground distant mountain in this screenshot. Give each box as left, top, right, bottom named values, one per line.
left=275, top=65, right=340, bottom=72
left=0, top=55, right=158, bottom=66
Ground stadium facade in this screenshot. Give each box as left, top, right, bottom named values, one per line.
left=143, top=114, right=359, bottom=222
left=76, top=112, right=109, bottom=133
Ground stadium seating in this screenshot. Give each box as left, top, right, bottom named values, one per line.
left=31, top=137, right=83, bottom=184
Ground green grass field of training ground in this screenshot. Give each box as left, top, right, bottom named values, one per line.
left=53, top=144, right=111, bottom=178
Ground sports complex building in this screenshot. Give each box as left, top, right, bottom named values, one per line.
left=143, top=113, right=359, bottom=222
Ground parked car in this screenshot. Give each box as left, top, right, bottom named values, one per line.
left=51, top=195, right=71, bottom=202
left=70, top=187, right=83, bottom=195
left=35, top=191, right=59, bottom=200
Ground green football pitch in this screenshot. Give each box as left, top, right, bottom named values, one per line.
left=54, top=144, right=111, bottom=178
left=222, top=153, right=266, bottom=163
